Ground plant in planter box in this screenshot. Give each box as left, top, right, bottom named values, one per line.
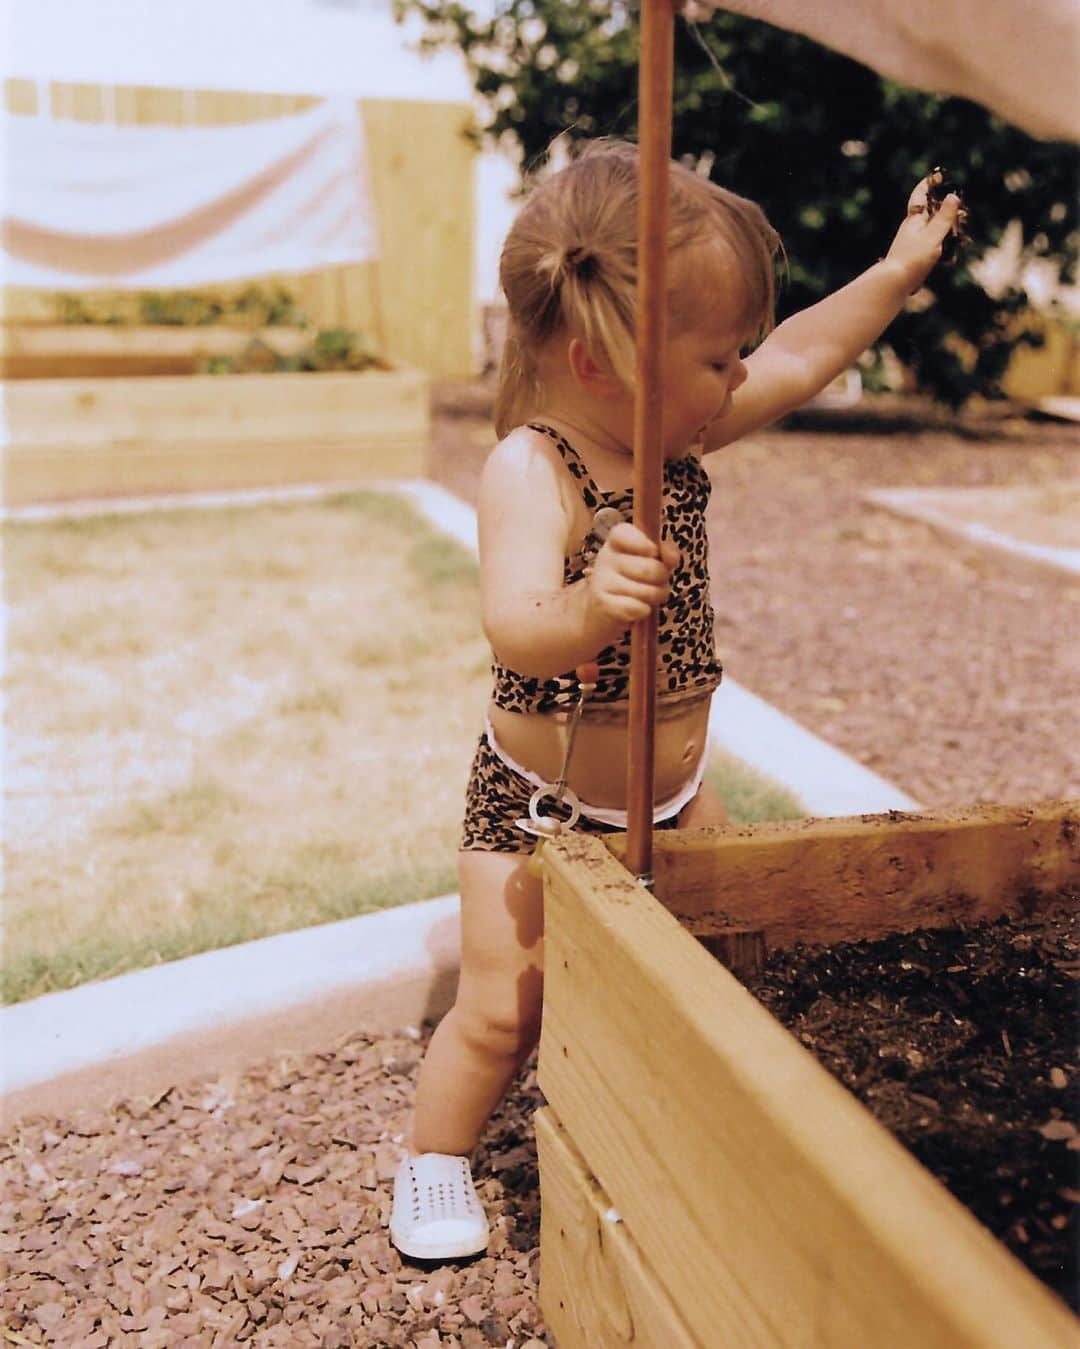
left=51, top=283, right=309, bottom=329
left=202, top=328, right=388, bottom=375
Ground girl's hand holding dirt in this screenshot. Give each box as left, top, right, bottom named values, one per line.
left=884, top=171, right=969, bottom=293
left=586, top=523, right=681, bottom=625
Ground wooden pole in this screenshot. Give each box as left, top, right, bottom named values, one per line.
left=625, top=0, right=675, bottom=882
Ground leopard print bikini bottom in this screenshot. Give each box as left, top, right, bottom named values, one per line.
left=460, top=723, right=707, bottom=855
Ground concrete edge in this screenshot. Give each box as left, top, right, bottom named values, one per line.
left=1, top=895, right=462, bottom=1123
left=710, top=682, right=921, bottom=815
left=0, top=478, right=405, bottom=523
left=865, top=487, right=1080, bottom=579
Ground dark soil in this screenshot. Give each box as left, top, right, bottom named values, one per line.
left=746, top=895, right=1080, bottom=1313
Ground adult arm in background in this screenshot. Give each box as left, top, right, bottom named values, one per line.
left=679, top=0, right=1080, bottom=142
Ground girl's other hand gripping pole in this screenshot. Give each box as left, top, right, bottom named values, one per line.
left=626, top=0, right=676, bottom=884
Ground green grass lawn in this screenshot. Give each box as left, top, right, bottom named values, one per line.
left=3, top=490, right=802, bottom=1005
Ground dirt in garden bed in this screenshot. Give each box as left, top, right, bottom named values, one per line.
left=0, top=1032, right=550, bottom=1347
left=745, top=894, right=1079, bottom=1313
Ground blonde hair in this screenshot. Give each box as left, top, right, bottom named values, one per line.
left=494, top=138, right=781, bottom=437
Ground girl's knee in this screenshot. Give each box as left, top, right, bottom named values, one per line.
left=453, top=973, right=544, bottom=1060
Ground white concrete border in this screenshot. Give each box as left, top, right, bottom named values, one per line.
left=709, top=682, right=920, bottom=815
left=1, top=896, right=462, bottom=1120
left=0, top=479, right=397, bottom=524
left=865, top=487, right=1080, bottom=578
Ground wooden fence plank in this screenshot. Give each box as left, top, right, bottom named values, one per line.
left=535, top=1107, right=700, bottom=1349
left=359, top=97, right=475, bottom=376
left=605, top=801, right=1079, bottom=948
left=538, top=831, right=1077, bottom=1349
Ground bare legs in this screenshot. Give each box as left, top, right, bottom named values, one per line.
left=409, top=851, right=544, bottom=1157
left=408, top=779, right=724, bottom=1158
left=676, top=774, right=730, bottom=829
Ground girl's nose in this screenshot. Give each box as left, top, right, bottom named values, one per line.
left=731, top=358, right=748, bottom=391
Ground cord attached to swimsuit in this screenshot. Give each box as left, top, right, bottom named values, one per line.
left=522, top=661, right=600, bottom=878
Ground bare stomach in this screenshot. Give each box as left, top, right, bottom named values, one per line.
left=487, top=694, right=712, bottom=809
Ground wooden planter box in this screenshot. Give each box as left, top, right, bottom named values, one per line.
left=1, top=367, right=429, bottom=506
left=0, top=324, right=315, bottom=379
left=536, top=802, right=1079, bottom=1348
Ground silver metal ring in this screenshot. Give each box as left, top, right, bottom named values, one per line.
left=528, top=784, right=581, bottom=833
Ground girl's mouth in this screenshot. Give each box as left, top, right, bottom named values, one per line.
left=698, top=401, right=730, bottom=437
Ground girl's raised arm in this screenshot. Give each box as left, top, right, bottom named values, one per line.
left=701, top=176, right=964, bottom=451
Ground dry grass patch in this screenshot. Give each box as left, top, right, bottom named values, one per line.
left=3, top=492, right=489, bottom=1004
left=3, top=489, right=801, bottom=1006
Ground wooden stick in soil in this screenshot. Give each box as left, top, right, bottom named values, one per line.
left=625, top=0, right=676, bottom=883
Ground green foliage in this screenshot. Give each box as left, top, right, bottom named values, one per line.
left=53, top=283, right=309, bottom=329
left=396, top=0, right=1078, bottom=406
left=201, top=328, right=386, bottom=375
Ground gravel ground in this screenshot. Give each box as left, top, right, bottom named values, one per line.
left=429, top=387, right=1080, bottom=807
left=4, top=390, right=1076, bottom=1347
left=1, top=1027, right=549, bottom=1348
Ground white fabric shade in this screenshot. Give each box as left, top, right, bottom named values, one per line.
left=1, top=98, right=379, bottom=290
left=716, top=0, right=1079, bottom=142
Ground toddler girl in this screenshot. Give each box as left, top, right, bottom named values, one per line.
left=391, top=139, right=962, bottom=1260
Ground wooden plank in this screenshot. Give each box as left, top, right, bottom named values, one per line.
left=360, top=99, right=476, bottom=378
left=3, top=370, right=427, bottom=447
left=605, top=801, right=1079, bottom=948
left=538, top=832, right=1078, bottom=1348
left=2, top=370, right=429, bottom=504
left=0, top=325, right=316, bottom=379
left=3, top=79, right=40, bottom=115
left=1, top=436, right=427, bottom=506
left=535, top=1107, right=699, bottom=1349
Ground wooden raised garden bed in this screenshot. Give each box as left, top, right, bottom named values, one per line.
left=536, top=801, right=1078, bottom=1348
left=0, top=323, right=315, bottom=379
left=1, top=366, right=429, bottom=506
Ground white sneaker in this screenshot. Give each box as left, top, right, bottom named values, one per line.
left=390, top=1153, right=490, bottom=1260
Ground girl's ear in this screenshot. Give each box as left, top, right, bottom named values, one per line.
left=567, top=337, right=623, bottom=398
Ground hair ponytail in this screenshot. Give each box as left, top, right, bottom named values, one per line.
left=493, top=325, right=540, bottom=439
left=493, top=138, right=780, bottom=436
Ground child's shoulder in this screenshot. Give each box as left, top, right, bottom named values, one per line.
left=478, top=424, right=577, bottom=541
left=482, top=422, right=567, bottom=488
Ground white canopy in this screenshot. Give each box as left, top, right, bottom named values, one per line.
left=709, top=0, right=1079, bottom=142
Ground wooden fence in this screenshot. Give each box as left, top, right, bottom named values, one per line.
left=1, top=80, right=476, bottom=379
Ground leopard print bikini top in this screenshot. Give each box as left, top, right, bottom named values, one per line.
left=490, top=422, right=722, bottom=715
